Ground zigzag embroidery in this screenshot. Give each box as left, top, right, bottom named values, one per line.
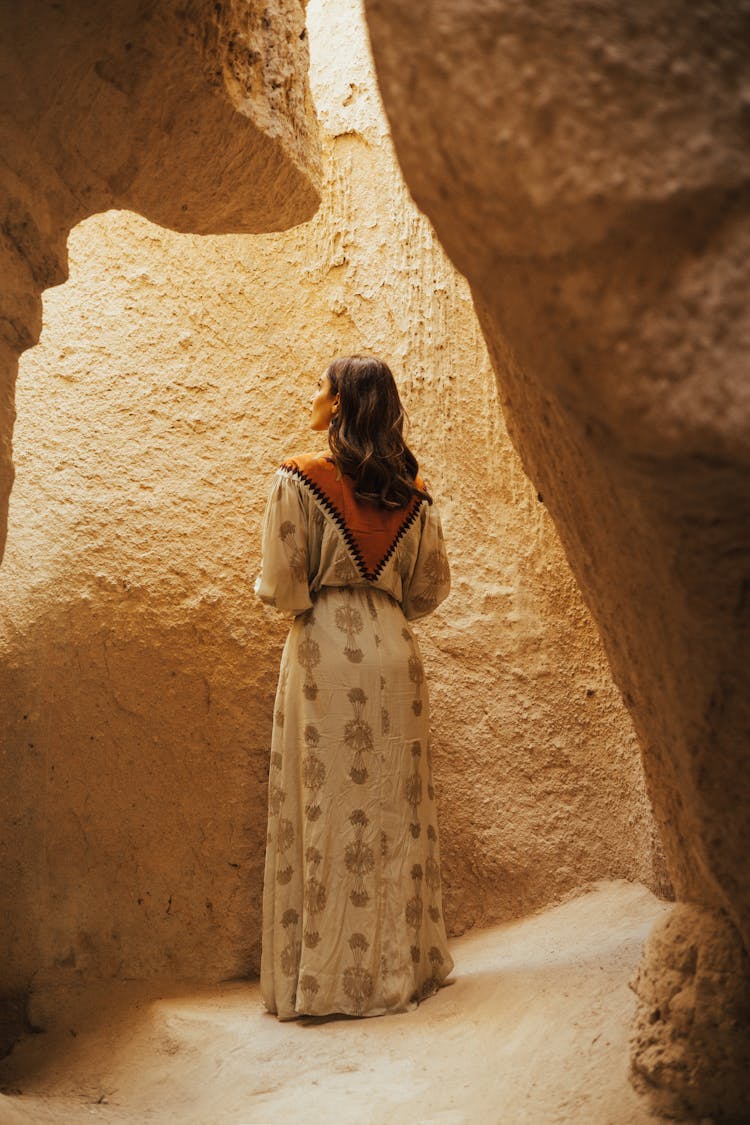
left=279, top=463, right=422, bottom=583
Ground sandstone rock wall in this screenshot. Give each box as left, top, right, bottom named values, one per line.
left=0, top=0, right=321, bottom=569
left=0, top=0, right=664, bottom=1010
left=362, top=0, right=750, bottom=1115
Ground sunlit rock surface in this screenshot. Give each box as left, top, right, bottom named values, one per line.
left=0, top=0, right=663, bottom=1052
left=0, top=0, right=321, bottom=563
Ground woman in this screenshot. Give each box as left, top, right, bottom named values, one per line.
left=254, top=354, right=453, bottom=1019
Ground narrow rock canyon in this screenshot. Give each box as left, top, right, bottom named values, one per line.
left=3, top=0, right=745, bottom=1119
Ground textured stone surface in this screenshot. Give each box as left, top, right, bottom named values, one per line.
left=630, top=902, right=750, bottom=1120
left=0, top=0, right=321, bottom=565
left=0, top=0, right=664, bottom=1017
left=362, top=0, right=750, bottom=1115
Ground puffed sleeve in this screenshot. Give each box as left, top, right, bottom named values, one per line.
left=401, top=500, right=451, bottom=621
left=253, top=469, right=314, bottom=616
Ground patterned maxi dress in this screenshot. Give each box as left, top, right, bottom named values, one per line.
left=254, top=450, right=454, bottom=1019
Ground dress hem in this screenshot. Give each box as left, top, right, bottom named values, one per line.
left=262, top=967, right=455, bottom=1022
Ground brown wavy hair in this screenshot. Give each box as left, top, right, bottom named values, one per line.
left=325, top=355, right=432, bottom=509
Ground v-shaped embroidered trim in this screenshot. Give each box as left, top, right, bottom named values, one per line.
left=279, top=454, right=424, bottom=582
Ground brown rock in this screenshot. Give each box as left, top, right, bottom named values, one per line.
left=630, top=902, right=750, bottom=1120
left=363, top=0, right=750, bottom=1115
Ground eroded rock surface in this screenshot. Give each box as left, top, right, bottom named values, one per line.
left=0, top=0, right=663, bottom=1049
left=0, top=0, right=321, bottom=563
left=363, top=0, right=750, bottom=1116
left=630, top=902, right=750, bottom=1121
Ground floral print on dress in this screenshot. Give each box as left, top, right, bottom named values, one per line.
left=420, top=946, right=446, bottom=1000
left=279, top=521, right=307, bottom=584
left=302, top=724, right=325, bottom=823
left=300, top=973, right=319, bottom=1004
left=280, top=908, right=301, bottom=977
left=409, top=547, right=449, bottom=614
left=425, top=823, right=441, bottom=893
left=274, top=663, right=288, bottom=729
left=405, top=741, right=423, bottom=839
left=345, top=808, right=375, bottom=908
left=345, top=687, right=373, bottom=785
left=275, top=816, right=295, bottom=885
left=297, top=625, right=320, bottom=701
left=335, top=601, right=364, bottom=663
left=334, top=550, right=358, bottom=583
left=407, top=863, right=424, bottom=964
left=343, top=932, right=374, bottom=1015
left=303, top=846, right=327, bottom=949
left=401, top=627, right=425, bottom=717
left=409, top=652, right=425, bottom=716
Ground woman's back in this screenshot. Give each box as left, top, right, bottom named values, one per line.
left=255, top=450, right=450, bottom=621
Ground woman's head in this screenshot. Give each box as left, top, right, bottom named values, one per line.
left=311, top=354, right=431, bottom=509
left=326, top=354, right=402, bottom=436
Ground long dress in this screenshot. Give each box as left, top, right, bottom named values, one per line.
left=254, top=450, right=454, bottom=1019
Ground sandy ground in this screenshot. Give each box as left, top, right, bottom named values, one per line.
left=0, top=881, right=676, bottom=1125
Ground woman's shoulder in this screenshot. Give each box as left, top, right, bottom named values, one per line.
left=279, top=450, right=334, bottom=475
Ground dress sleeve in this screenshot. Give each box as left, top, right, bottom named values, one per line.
left=253, top=469, right=314, bottom=616
left=401, top=500, right=451, bottom=621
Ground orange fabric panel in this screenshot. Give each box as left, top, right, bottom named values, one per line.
left=281, top=451, right=424, bottom=582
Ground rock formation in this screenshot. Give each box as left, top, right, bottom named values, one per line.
left=363, top=0, right=750, bottom=1117
left=630, top=902, right=750, bottom=1120
left=0, top=0, right=663, bottom=1063
left=0, top=0, right=321, bottom=566
left=0, top=0, right=320, bottom=1057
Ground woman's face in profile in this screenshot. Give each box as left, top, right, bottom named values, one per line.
left=310, top=370, right=338, bottom=431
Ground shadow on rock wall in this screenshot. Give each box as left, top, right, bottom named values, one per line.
left=1, top=582, right=283, bottom=992
left=362, top=0, right=750, bottom=1116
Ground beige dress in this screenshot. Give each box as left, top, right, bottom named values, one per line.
left=254, top=452, right=454, bottom=1019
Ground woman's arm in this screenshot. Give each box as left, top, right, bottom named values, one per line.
left=401, top=501, right=451, bottom=621
left=254, top=470, right=314, bottom=616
